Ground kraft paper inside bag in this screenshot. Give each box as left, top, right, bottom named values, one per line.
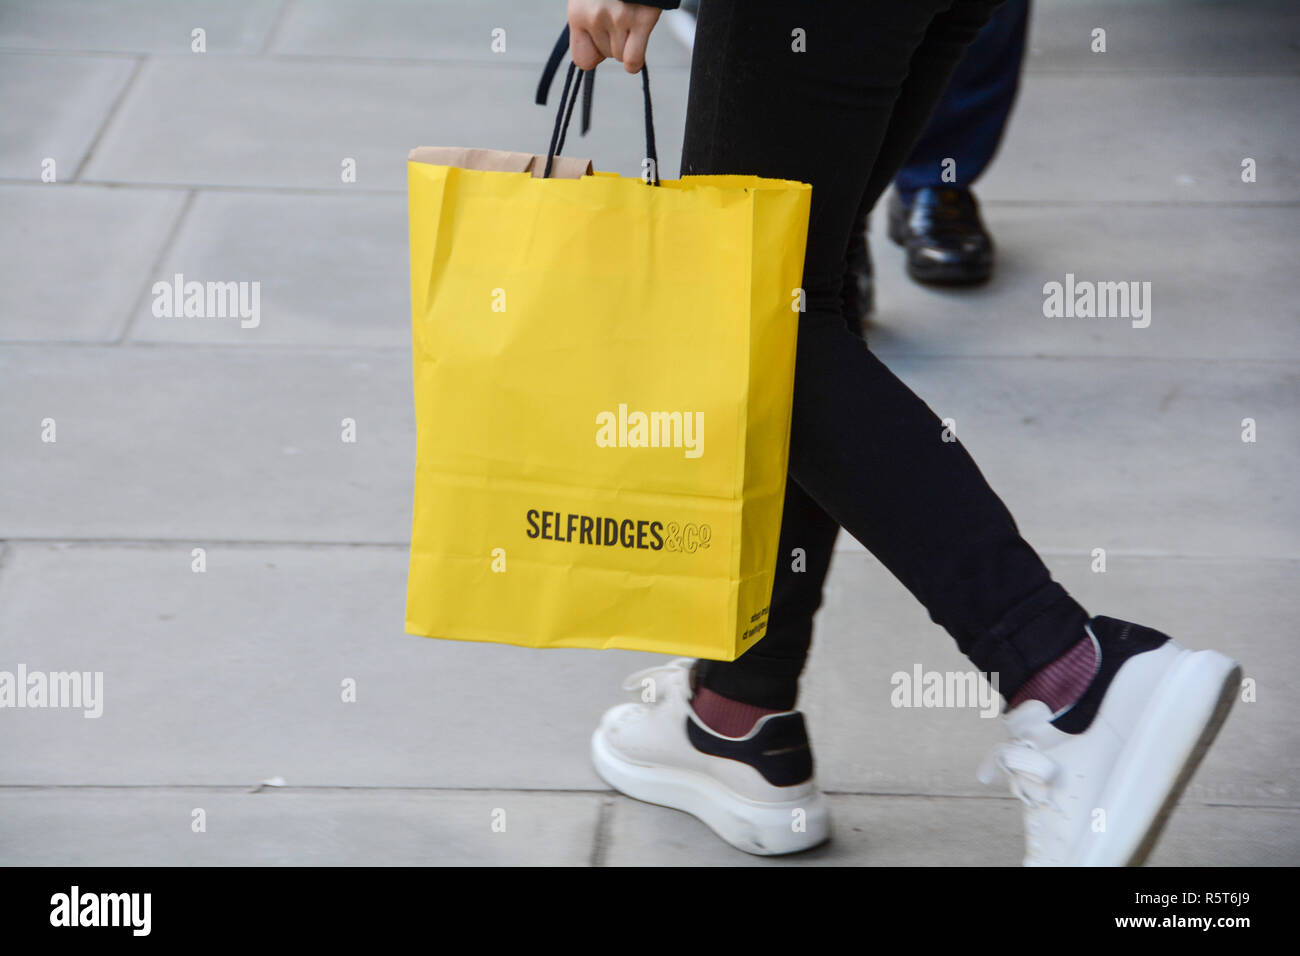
left=405, top=108, right=810, bottom=661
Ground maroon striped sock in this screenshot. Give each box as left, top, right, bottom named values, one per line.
left=691, top=686, right=783, bottom=737
left=1010, top=631, right=1101, bottom=716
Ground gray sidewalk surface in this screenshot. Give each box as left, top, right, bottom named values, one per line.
left=1, top=0, right=1297, bottom=866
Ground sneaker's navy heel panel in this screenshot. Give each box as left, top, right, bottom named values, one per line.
left=685, top=713, right=814, bottom=787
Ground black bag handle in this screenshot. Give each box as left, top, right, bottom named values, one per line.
left=536, top=25, right=660, bottom=185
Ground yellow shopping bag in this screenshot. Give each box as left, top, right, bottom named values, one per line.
left=405, top=62, right=810, bottom=660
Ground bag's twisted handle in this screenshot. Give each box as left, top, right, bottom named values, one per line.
left=536, top=25, right=660, bottom=185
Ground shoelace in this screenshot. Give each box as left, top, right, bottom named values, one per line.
left=977, top=740, right=1062, bottom=812
left=620, top=658, right=694, bottom=701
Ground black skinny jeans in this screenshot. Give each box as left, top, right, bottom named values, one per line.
left=685, top=0, right=1089, bottom=709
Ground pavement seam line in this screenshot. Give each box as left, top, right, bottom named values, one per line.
left=115, top=188, right=199, bottom=345
left=259, top=0, right=297, bottom=56
left=588, top=797, right=617, bottom=867
left=71, top=54, right=146, bottom=183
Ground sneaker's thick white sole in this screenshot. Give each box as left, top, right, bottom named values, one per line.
left=1075, top=648, right=1241, bottom=866
left=591, top=727, right=830, bottom=856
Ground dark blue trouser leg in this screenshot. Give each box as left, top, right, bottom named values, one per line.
left=893, top=0, right=1031, bottom=200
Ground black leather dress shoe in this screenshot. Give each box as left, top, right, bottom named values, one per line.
left=887, top=186, right=994, bottom=285
left=841, top=224, right=873, bottom=340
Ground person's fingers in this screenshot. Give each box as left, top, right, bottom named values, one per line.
left=569, top=27, right=604, bottom=71
left=608, top=26, right=629, bottom=65
left=592, top=25, right=616, bottom=62
left=622, top=26, right=650, bottom=72
left=569, top=0, right=660, bottom=72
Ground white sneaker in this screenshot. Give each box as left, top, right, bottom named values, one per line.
left=591, top=658, right=830, bottom=856
left=979, top=635, right=1241, bottom=866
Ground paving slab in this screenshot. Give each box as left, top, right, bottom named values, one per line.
left=126, top=199, right=1300, bottom=356
left=11, top=0, right=1288, bottom=74
left=0, top=542, right=1290, bottom=806
left=1025, top=0, right=1300, bottom=74
left=73, top=60, right=1300, bottom=201
left=129, top=190, right=409, bottom=347
left=270, top=0, right=693, bottom=68
left=0, top=788, right=602, bottom=865
left=889, top=357, right=1298, bottom=560
left=2, top=787, right=1289, bottom=867
left=802, top=552, right=1298, bottom=803
left=1, top=347, right=1295, bottom=557
left=866, top=204, right=1300, bottom=361
left=0, top=347, right=417, bottom=544
left=0, top=52, right=135, bottom=179
left=81, top=56, right=691, bottom=189
left=602, top=793, right=1022, bottom=866
left=977, top=74, right=1299, bottom=203
left=0, top=0, right=281, bottom=55
left=0, top=184, right=187, bottom=342
left=602, top=794, right=1298, bottom=866
left=1150, top=805, right=1300, bottom=868
left=0, top=542, right=658, bottom=788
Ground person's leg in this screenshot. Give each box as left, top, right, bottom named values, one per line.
left=683, top=0, right=1085, bottom=705
left=685, top=0, right=951, bottom=716
left=845, top=0, right=1030, bottom=325
left=884, top=0, right=1029, bottom=284
left=893, top=0, right=1030, bottom=199
left=694, top=477, right=839, bottom=714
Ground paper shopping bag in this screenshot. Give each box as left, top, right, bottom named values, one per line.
left=405, top=73, right=810, bottom=660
